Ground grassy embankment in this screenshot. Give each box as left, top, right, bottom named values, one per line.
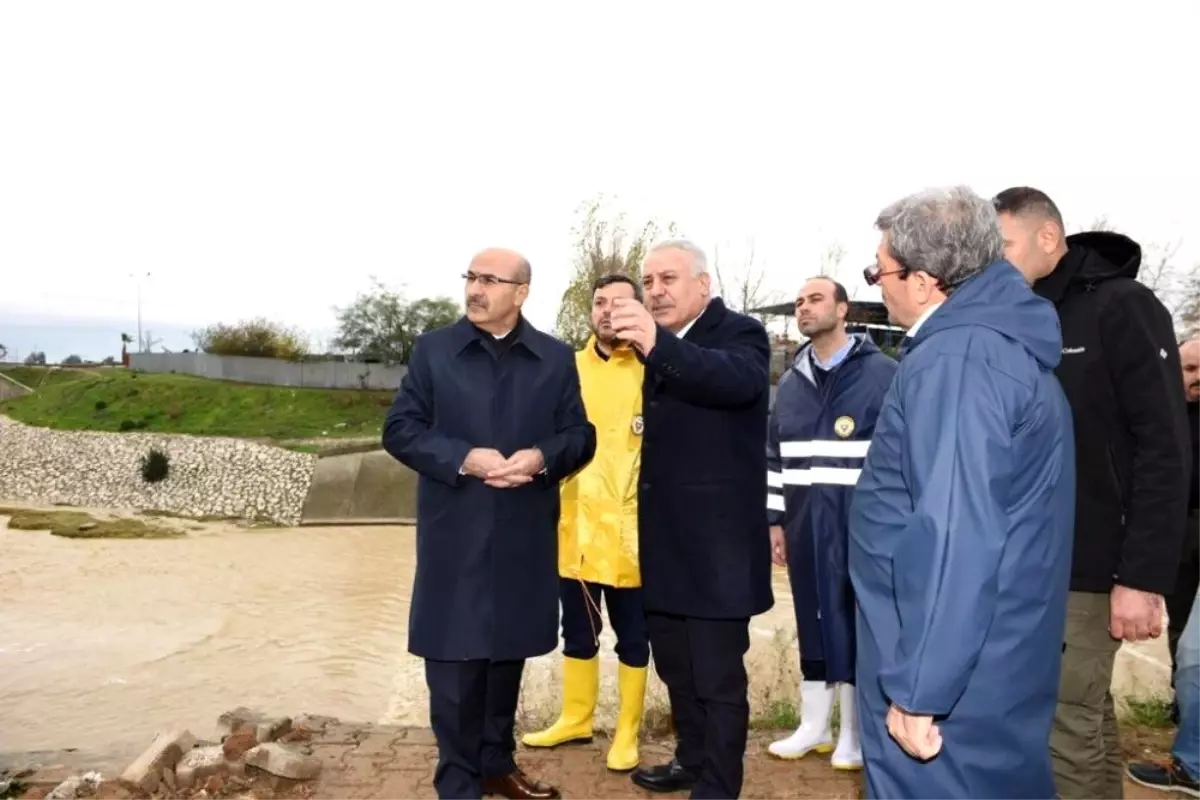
left=0, top=366, right=392, bottom=451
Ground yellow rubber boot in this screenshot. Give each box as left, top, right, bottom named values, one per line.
left=605, top=663, right=648, bottom=772
left=521, top=655, right=599, bottom=748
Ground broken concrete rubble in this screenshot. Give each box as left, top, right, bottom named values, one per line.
left=45, top=772, right=100, bottom=800
left=22, top=710, right=326, bottom=799
left=174, top=746, right=227, bottom=791
left=242, top=744, right=321, bottom=782
left=118, top=728, right=196, bottom=794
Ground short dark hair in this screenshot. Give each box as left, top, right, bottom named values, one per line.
left=805, top=275, right=849, bottom=305
left=993, top=186, right=1065, bottom=230
left=592, top=272, right=643, bottom=302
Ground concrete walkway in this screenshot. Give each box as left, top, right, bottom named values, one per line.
left=271, top=722, right=864, bottom=800
left=299, top=724, right=1173, bottom=800
left=8, top=717, right=1176, bottom=799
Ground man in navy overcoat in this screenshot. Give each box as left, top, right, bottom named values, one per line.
left=609, top=239, right=773, bottom=799
left=383, top=247, right=596, bottom=800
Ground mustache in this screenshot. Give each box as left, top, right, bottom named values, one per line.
left=467, top=296, right=488, bottom=308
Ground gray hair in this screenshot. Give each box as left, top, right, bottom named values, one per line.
left=648, top=238, right=709, bottom=276
left=875, top=185, right=1005, bottom=292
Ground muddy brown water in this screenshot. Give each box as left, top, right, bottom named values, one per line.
left=0, top=518, right=1171, bottom=759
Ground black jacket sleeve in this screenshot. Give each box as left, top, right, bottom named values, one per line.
left=642, top=316, right=771, bottom=408
left=535, top=356, right=597, bottom=484
left=1101, top=284, right=1192, bottom=594
left=382, top=337, right=473, bottom=487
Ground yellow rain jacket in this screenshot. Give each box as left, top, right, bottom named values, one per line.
left=558, top=336, right=644, bottom=588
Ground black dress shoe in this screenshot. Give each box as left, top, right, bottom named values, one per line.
left=631, top=759, right=697, bottom=793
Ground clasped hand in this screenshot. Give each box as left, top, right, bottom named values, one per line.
left=463, top=447, right=544, bottom=488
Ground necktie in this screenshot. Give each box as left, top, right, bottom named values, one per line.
left=896, top=336, right=914, bottom=361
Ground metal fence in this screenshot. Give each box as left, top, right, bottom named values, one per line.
left=129, top=352, right=407, bottom=391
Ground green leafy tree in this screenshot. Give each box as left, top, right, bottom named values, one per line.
left=191, top=318, right=309, bottom=361
left=62, top=354, right=83, bottom=365
left=24, top=351, right=46, bottom=366
left=555, top=196, right=677, bottom=348
left=332, top=278, right=460, bottom=364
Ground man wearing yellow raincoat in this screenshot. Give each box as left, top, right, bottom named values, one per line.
left=521, top=273, right=649, bottom=772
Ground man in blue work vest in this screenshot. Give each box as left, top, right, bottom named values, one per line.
left=766, top=276, right=897, bottom=770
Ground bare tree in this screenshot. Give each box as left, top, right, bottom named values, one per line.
left=140, top=330, right=163, bottom=353
left=711, top=238, right=783, bottom=324
left=1078, top=215, right=1117, bottom=233
left=819, top=242, right=846, bottom=276
left=1137, top=239, right=1183, bottom=295
left=1177, top=263, right=1200, bottom=339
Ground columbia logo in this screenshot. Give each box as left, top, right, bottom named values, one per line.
left=1062, top=347, right=1086, bottom=355
left=1161, top=348, right=1168, bottom=359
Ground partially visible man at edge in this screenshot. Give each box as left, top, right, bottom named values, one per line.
left=382, top=247, right=596, bottom=800
left=608, top=239, right=773, bottom=799
left=1123, top=337, right=1200, bottom=795
left=849, top=185, right=1075, bottom=799
left=1168, top=338, right=1200, bottom=721
left=995, top=187, right=1191, bottom=799
left=765, top=276, right=897, bottom=770
left=521, top=273, right=651, bottom=773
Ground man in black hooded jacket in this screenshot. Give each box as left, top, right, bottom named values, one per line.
left=995, top=187, right=1191, bottom=800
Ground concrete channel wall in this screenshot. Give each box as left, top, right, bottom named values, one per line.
left=300, top=450, right=417, bottom=525
left=131, top=352, right=408, bottom=391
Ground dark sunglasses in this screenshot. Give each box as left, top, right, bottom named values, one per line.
left=863, top=263, right=908, bottom=287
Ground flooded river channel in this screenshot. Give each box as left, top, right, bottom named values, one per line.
left=0, top=518, right=1171, bottom=758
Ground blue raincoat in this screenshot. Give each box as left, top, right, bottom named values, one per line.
left=767, top=334, right=897, bottom=683
left=848, top=261, right=1075, bottom=799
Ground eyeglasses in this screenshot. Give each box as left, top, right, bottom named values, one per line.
left=462, top=272, right=526, bottom=287
left=862, top=263, right=907, bottom=287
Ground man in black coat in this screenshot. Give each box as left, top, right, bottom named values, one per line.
left=995, top=188, right=1191, bottom=799
left=609, top=239, right=773, bottom=799
left=383, top=247, right=596, bottom=800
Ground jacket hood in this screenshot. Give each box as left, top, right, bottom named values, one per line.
left=1065, top=231, right=1142, bottom=282
left=915, top=260, right=1062, bottom=370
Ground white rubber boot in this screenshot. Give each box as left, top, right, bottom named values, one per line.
left=768, top=681, right=834, bottom=759
left=831, top=683, right=863, bottom=770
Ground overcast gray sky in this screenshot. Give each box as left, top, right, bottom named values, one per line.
left=2, top=0, right=1196, bottom=347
